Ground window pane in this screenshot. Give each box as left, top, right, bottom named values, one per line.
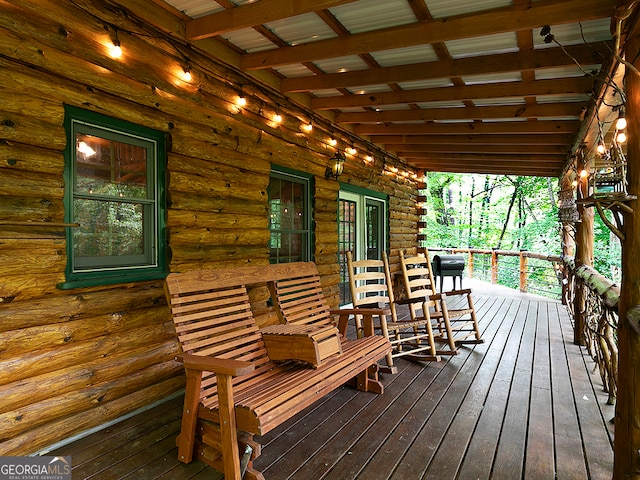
left=73, top=198, right=144, bottom=260
left=75, top=133, right=148, bottom=199
left=268, top=171, right=310, bottom=263
left=338, top=199, right=357, bottom=305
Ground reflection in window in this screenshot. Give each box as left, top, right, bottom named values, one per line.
left=268, top=169, right=311, bottom=263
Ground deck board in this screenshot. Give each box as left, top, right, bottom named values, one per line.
left=50, top=280, right=614, bottom=479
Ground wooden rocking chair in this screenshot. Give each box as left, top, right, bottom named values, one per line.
left=346, top=251, right=441, bottom=369
left=399, top=249, right=484, bottom=354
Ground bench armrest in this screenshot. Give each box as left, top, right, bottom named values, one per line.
left=176, top=353, right=255, bottom=377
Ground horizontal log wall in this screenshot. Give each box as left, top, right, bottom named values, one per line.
left=0, top=0, right=420, bottom=455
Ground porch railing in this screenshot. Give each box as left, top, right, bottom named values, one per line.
left=427, top=247, right=619, bottom=403
left=563, top=256, right=619, bottom=404
left=427, top=247, right=562, bottom=299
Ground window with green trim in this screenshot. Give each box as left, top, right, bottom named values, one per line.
left=60, top=105, right=167, bottom=288
left=268, top=167, right=313, bottom=263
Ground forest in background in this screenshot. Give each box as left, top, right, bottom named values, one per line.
left=421, top=173, right=622, bottom=289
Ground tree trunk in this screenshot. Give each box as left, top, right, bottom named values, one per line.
left=498, top=180, right=519, bottom=249
left=614, top=15, right=640, bottom=479
left=574, top=149, right=594, bottom=346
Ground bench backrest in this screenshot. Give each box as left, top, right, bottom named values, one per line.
left=165, top=266, right=276, bottom=403
left=268, top=262, right=334, bottom=329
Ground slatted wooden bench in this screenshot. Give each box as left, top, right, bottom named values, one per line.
left=165, top=263, right=391, bottom=480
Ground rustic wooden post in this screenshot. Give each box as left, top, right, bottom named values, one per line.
left=467, top=249, right=474, bottom=279
left=519, top=250, right=528, bottom=293
left=491, top=248, right=498, bottom=284
left=560, top=171, right=576, bottom=305
left=573, top=149, right=594, bottom=346
left=614, top=14, right=640, bottom=479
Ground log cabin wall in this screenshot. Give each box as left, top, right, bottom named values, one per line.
left=0, top=0, right=419, bottom=455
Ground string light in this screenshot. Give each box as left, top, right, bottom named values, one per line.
left=346, top=146, right=357, bottom=156
left=329, top=137, right=338, bottom=147
left=235, top=85, right=247, bottom=107
left=183, top=68, right=192, bottom=82
left=580, top=169, right=588, bottom=178
left=110, top=38, right=122, bottom=58
left=301, top=121, right=313, bottom=133
left=617, top=131, right=627, bottom=143
left=616, top=110, right=627, bottom=130
left=273, top=112, right=283, bottom=123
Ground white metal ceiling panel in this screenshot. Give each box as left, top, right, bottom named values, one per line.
left=168, top=0, right=224, bottom=18
left=446, top=31, right=519, bottom=59
left=535, top=64, right=601, bottom=80
left=461, top=71, right=522, bottom=85
left=536, top=94, right=591, bottom=104
left=423, top=0, right=512, bottom=19
left=220, top=28, right=277, bottom=53
left=265, top=13, right=337, bottom=46
left=397, top=79, right=455, bottom=90
left=371, top=44, right=439, bottom=67
left=473, top=97, right=526, bottom=106
left=533, top=18, right=613, bottom=49
left=329, top=0, right=417, bottom=34
left=313, top=55, right=370, bottom=74
left=310, top=89, right=345, bottom=97
left=346, top=84, right=394, bottom=95
left=416, top=100, right=466, bottom=109
left=273, top=64, right=315, bottom=78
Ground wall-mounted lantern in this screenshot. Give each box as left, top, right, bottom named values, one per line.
left=325, top=152, right=345, bottom=179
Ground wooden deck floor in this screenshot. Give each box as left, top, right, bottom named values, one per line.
left=50, top=280, right=614, bottom=479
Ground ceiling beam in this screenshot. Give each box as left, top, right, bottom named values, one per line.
left=370, top=134, right=572, bottom=145
left=398, top=151, right=565, bottom=163
left=355, top=120, right=580, bottom=136
left=240, top=0, right=614, bottom=69
left=415, top=162, right=562, bottom=176
left=386, top=144, right=568, bottom=155
left=281, top=43, right=609, bottom=92
left=335, top=102, right=584, bottom=123
left=310, top=77, right=594, bottom=110
left=185, top=0, right=357, bottom=40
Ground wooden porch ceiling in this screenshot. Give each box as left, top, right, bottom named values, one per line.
left=158, top=0, right=619, bottom=178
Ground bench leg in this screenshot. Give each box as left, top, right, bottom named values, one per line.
left=177, top=369, right=202, bottom=463
left=356, top=365, right=384, bottom=394
left=217, top=374, right=243, bottom=480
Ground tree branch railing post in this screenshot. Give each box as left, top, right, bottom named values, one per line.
left=491, top=248, right=498, bottom=284
left=563, top=255, right=619, bottom=404
left=519, top=250, right=528, bottom=293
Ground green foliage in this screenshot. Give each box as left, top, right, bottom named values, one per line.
left=421, top=172, right=621, bottom=290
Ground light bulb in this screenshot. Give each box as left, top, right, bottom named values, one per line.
left=596, top=143, right=606, bottom=154
left=329, top=138, right=337, bottom=147
left=110, top=40, right=122, bottom=58
left=273, top=113, right=283, bottom=123
left=580, top=169, right=588, bottom=178
left=183, top=69, right=192, bottom=82
left=302, top=123, right=313, bottom=133
left=346, top=147, right=357, bottom=156
left=236, top=96, right=247, bottom=107
left=616, top=116, right=627, bottom=130
left=571, top=180, right=578, bottom=188
left=617, top=132, right=627, bottom=143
